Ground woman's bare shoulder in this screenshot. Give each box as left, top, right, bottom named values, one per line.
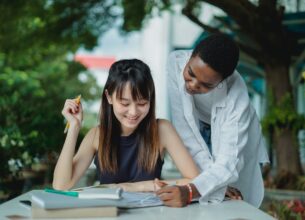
left=86, top=126, right=100, bottom=136
left=157, top=119, right=175, bottom=136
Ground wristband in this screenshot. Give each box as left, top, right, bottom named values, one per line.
left=186, top=184, right=193, bottom=204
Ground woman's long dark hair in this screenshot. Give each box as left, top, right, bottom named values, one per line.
left=98, top=59, right=159, bottom=174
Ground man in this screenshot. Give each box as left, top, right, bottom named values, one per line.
left=156, top=34, right=269, bottom=208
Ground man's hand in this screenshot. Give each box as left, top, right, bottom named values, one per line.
left=225, top=186, right=243, bottom=200
left=156, top=185, right=189, bottom=207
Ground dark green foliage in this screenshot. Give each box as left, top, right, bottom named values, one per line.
left=0, top=1, right=116, bottom=180
left=118, top=0, right=171, bottom=32
left=262, top=92, right=305, bottom=139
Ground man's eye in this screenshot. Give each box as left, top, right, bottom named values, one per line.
left=202, top=84, right=212, bottom=88
left=188, top=71, right=195, bottom=77
left=120, top=103, right=129, bottom=106
left=201, top=84, right=217, bottom=90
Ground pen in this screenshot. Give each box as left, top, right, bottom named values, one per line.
left=44, top=188, right=79, bottom=197
left=64, top=94, right=81, bottom=133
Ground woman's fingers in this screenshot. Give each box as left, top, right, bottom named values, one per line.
left=66, top=100, right=80, bottom=113
left=154, top=178, right=168, bottom=191
left=63, top=100, right=81, bottom=114
left=62, top=99, right=83, bottom=125
left=67, top=103, right=78, bottom=113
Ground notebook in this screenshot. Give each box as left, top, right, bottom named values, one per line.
left=78, top=187, right=122, bottom=199
left=45, top=187, right=123, bottom=200
left=32, top=204, right=118, bottom=218
left=31, top=190, right=163, bottom=209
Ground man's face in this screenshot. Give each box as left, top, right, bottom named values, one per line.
left=183, top=55, right=223, bottom=94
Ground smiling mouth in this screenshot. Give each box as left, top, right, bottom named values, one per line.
left=126, top=116, right=139, bottom=121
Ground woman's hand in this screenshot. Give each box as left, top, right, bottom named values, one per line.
left=103, top=180, right=161, bottom=192
left=116, top=183, right=141, bottom=192
left=153, top=178, right=168, bottom=191
left=62, top=98, right=83, bottom=127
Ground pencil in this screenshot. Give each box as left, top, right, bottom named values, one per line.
left=64, top=94, right=81, bottom=133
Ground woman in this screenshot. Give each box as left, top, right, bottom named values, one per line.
left=53, top=59, right=199, bottom=192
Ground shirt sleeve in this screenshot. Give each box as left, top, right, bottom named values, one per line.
left=192, top=101, right=251, bottom=204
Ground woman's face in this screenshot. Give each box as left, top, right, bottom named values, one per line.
left=106, top=82, right=150, bottom=136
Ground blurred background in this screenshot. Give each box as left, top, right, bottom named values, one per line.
left=1, top=0, right=305, bottom=218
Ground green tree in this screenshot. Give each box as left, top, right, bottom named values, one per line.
left=0, top=0, right=117, bottom=181
left=117, top=0, right=305, bottom=179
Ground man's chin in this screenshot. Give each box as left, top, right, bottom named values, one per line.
left=186, top=88, right=198, bottom=95
left=185, top=87, right=193, bottom=94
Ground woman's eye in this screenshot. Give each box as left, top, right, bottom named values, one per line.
left=138, top=102, right=148, bottom=106
left=120, top=103, right=129, bottom=106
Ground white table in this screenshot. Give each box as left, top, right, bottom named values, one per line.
left=0, top=190, right=275, bottom=220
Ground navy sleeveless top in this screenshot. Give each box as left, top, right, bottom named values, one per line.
left=94, top=132, right=164, bottom=184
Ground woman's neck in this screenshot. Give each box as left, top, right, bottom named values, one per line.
left=121, top=127, right=136, bottom=136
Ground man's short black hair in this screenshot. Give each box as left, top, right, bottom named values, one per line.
left=192, top=33, right=239, bottom=79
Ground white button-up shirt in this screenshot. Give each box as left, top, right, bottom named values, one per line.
left=167, top=50, right=269, bottom=207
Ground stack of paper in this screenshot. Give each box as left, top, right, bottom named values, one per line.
left=31, top=204, right=118, bottom=218
left=31, top=188, right=123, bottom=218
left=30, top=188, right=163, bottom=218
left=78, top=187, right=122, bottom=199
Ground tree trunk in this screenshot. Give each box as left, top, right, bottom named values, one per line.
left=274, top=128, right=302, bottom=174
left=265, top=64, right=303, bottom=176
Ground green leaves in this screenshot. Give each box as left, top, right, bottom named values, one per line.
left=262, top=93, right=305, bottom=138
left=0, top=1, right=112, bottom=180
left=119, top=0, right=172, bottom=32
